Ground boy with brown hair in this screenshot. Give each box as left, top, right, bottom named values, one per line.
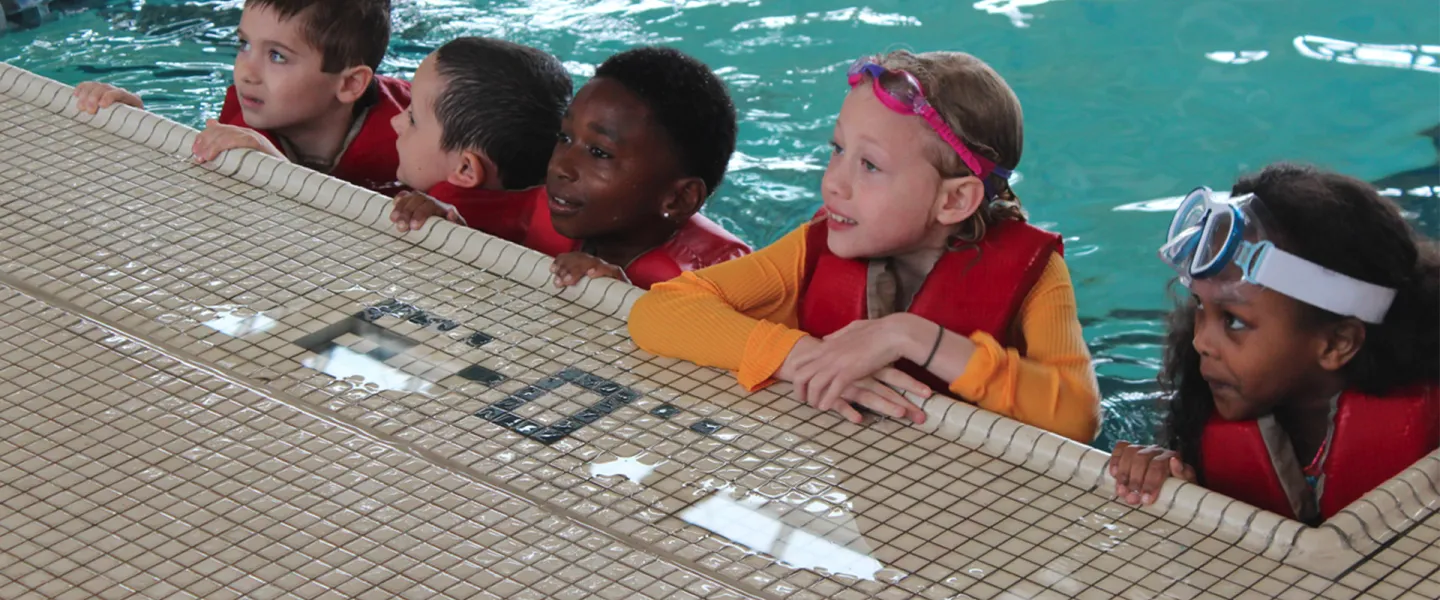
left=74, top=0, right=409, bottom=195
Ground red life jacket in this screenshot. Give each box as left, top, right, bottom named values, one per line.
left=218, top=75, right=411, bottom=196
left=428, top=182, right=546, bottom=246
left=520, top=198, right=751, bottom=289
left=797, top=216, right=1062, bottom=394
left=623, top=215, right=752, bottom=289
left=1199, top=385, right=1439, bottom=522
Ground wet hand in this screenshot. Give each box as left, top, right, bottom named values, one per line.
left=390, top=191, right=459, bottom=233
left=551, top=252, right=627, bottom=288
left=779, top=335, right=931, bottom=424
left=1108, top=442, right=1197, bottom=505
left=73, top=82, right=143, bottom=114
left=192, top=120, right=283, bottom=164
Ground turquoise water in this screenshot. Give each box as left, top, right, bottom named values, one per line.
left=5, top=0, right=1437, bottom=448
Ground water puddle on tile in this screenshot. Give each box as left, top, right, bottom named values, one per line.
left=589, top=453, right=665, bottom=484
left=200, top=305, right=278, bottom=337
left=301, top=346, right=434, bottom=394
left=679, top=485, right=884, bottom=581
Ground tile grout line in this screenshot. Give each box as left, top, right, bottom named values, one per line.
left=0, top=269, right=770, bottom=600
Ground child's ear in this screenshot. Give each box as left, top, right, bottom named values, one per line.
left=335, top=66, right=376, bottom=105
left=660, top=177, right=706, bottom=221
left=935, top=176, right=986, bottom=226
left=446, top=150, right=499, bottom=190
left=1317, top=318, right=1366, bottom=372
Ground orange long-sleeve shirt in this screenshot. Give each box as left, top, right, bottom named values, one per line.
left=628, top=223, right=1101, bottom=442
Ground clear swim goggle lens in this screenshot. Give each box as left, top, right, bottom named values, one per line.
left=1157, top=186, right=1397, bottom=324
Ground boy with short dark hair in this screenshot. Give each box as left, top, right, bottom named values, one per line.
left=536, top=46, right=751, bottom=290
left=74, top=0, right=409, bottom=195
left=387, top=37, right=573, bottom=245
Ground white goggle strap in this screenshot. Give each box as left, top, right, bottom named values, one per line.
left=1249, top=246, right=1397, bottom=324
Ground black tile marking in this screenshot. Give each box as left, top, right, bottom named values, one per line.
left=690, top=419, right=722, bottom=435
left=466, top=332, right=493, bottom=348
left=649, top=404, right=680, bottom=419
left=469, top=366, right=650, bottom=445
left=493, top=396, right=526, bottom=412
left=456, top=365, right=504, bottom=386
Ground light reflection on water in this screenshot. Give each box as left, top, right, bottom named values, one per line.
left=678, top=487, right=883, bottom=581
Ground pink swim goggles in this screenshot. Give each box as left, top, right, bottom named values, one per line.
left=846, top=57, right=1006, bottom=181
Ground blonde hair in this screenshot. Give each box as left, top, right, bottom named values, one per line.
left=876, top=50, right=1025, bottom=242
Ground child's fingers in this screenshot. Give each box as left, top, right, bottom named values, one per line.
left=1109, top=442, right=1131, bottom=477
left=874, top=366, right=932, bottom=398
left=1170, top=457, right=1197, bottom=483
left=1140, top=457, right=1171, bottom=504
left=99, top=89, right=128, bottom=108
left=854, top=378, right=923, bottom=422
left=1124, top=448, right=1154, bottom=497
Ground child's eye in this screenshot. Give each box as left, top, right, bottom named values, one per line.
left=588, top=145, right=612, bottom=160
left=861, top=159, right=879, bottom=172
left=237, top=39, right=251, bottom=52
left=556, top=132, right=571, bottom=145
left=406, top=108, right=415, bottom=126
left=829, top=141, right=844, bottom=156
left=269, top=50, right=287, bottom=64
left=1223, top=312, right=1249, bottom=332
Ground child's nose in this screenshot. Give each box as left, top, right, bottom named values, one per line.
left=389, top=112, right=403, bottom=134
left=820, top=165, right=848, bottom=202
left=549, top=151, right=577, bottom=183
left=1192, top=322, right=1218, bottom=358
left=234, top=56, right=259, bottom=85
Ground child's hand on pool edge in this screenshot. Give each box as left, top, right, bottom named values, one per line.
left=192, top=120, right=284, bottom=164
left=391, top=191, right=460, bottom=233
left=73, top=82, right=143, bottom=115
left=551, top=252, right=627, bottom=289
left=1109, top=442, right=1197, bottom=505
left=779, top=335, right=930, bottom=425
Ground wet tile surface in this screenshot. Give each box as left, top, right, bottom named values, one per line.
left=1, top=61, right=1437, bottom=599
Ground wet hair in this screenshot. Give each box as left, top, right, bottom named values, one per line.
left=245, top=0, right=392, bottom=73
left=592, top=47, right=737, bottom=200
left=431, top=37, right=572, bottom=190
left=875, top=51, right=1025, bottom=243
left=1161, top=163, right=1440, bottom=471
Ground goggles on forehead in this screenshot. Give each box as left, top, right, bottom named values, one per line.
left=1158, top=186, right=1396, bottom=324
left=846, top=57, right=1007, bottom=181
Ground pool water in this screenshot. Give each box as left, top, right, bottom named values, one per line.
left=4, top=0, right=1437, bottom=449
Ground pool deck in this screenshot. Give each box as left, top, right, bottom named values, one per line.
left=2, top=61, right=1438, bottom=600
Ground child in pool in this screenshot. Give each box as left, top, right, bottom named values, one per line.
left=1109, top=164, right=1439, bottom=523
left=386, top=37, right=572, bottom=245
left=628, top=51, right=1101, bottom=442
left=532, top=47, right=752, bottom=290
left=73, top=0, right=409, bottom=196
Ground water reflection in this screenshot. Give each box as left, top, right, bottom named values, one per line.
left=972, top=0, right=1061, bottom=29
left=589, top=453, right=664, bottom=484
left=301, top=346, right=433, bottom=395
left=201, top=306, right=277, bottom=337
left=1295, top=35, right=1440, bottom=74
left=679, top=489, right=883, bottom=581
left=1204, top=50, right=1268, bottom=65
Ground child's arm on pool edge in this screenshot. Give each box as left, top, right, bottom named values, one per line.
left=903, top=255, right=1101, bottom=442
left=628, top=225, right=812, bottom=390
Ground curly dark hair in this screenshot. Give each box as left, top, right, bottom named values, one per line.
left=593, top=47, right=737, bottom=200
left=1161, top=163, right=1440, bottom=472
